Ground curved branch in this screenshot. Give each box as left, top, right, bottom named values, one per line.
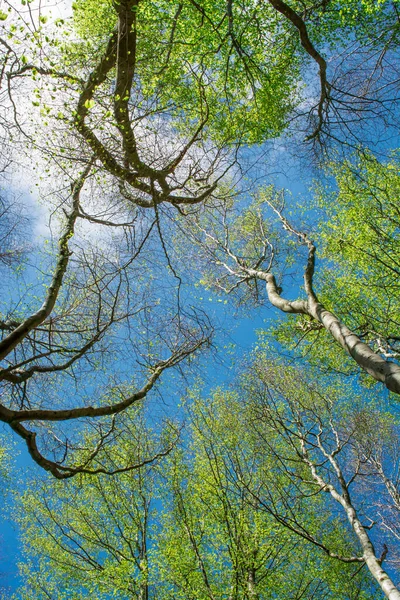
left=9, top=419, right=178, bottom=479
left=267, top=0, right=330, bottom=140
left=258, top=203, right=400, bottom=396
left=1, top=336, right=208, bottom=478
left=3, top=336, right=208, bottom=424
left=0, top=163, right=92, bottom=361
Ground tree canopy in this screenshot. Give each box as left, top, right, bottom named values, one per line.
left=0, top=0, right=400, bottom=597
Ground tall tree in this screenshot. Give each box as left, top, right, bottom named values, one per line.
left=14, top=414, right=163, bottom=599
left=156, top=390, right=376, bottom=599
left=187, top=152, right=400, bottom=394
left=239, top=358, right=400, bottom=598
left=13, top=394, right=378, bottom=599
left=0, top=159, right=210, bottom=477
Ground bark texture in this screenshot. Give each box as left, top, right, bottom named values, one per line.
left=302, top=441, right=400, bottom=600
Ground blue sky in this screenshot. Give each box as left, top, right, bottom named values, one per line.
left=1, top=1, right=400, bottom=596
left=0, top=143, right=310, bottom=594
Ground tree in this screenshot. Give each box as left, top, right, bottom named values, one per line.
left=0, top=158, right=210, bottom=477
left=238, top=358, right=400, bottom=598
left=14, top=413, right=163, bottom=599
left=13, top=394, right=378, bottom=599
left=186, top=153, right=400, bottom=395
left=156, top=390, right=376, bottom=599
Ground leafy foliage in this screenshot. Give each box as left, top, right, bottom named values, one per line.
left=13, top=387, right=383, bottom=598
left=269, top=152, right=400, bottom=382
left=1, top=0, right=400, bottom=596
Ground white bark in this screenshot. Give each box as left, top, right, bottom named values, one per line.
left=247, top=268, right=400, bottom=396
left=302, top=442, right=400, bottom=600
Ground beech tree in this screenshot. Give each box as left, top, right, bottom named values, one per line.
left=0, top=159, right=211, bottom=478
left=187, top=151, right=400, bottom=395
left=14, top=414, right=167, bottom=599
left=156, top=391, right=377, bottom=599
left=13, top=397, right=378, bottom=599
left=239, top=359, right=400, bottom=598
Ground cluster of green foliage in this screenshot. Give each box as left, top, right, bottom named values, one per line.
left=267, top=152, right=400, bottom=382
left=60, top=0, right=302, bottom=145
left=1, top=0, right=400, bottom=597
left=14, top=388, right=381, bottom=599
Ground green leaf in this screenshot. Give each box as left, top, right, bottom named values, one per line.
left=84, top=99, right=95, bottom=109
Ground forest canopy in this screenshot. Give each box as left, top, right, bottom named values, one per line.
left=0, top=0, right=400, bottom=598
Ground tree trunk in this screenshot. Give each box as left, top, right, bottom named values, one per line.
left=247, top=566, right=258, bottom=599
left=262, top=271, right=400, bottom=395
left=304, top=445, right=400, bottom=600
